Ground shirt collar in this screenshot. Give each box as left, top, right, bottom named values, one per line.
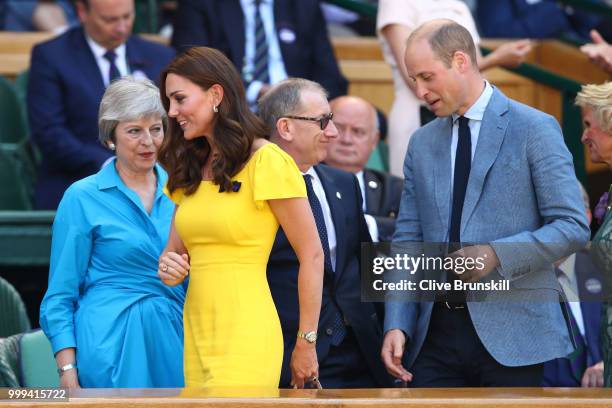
left=452, top=80, right=493, bottom=123
left=96, top=157, right=166, bottom=194
left=85, top=34, right=126, bottom=62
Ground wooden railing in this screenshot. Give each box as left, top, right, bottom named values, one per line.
left=2, top=387, right=611, bottom=408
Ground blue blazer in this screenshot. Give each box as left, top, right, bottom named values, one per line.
left=27, top=26, right=175, bottom=209
left=543, top=251, right=603, bottom=387
left=171, top=0, right=348, bottom=100
left=266, top=164, right=390, bottom=387
left=386, top=87, right=590, bottom=368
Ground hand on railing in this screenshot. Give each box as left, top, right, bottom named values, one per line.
left=492, top=39, right=533, bottom=68
left=580, top=30, right=612, bottom=73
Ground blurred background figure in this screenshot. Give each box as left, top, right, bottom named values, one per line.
left=1, top=0, right=77, bottom=32
left=171, top=0, right=348, bottom=108
left=543, top=184, right=604, bottom=388
left=28, top=0, right=175, bottom=209
left=575, top=81, right=612, bottom=387
left=581, top=30, right=612, bottom=74
left=326, top=95, right=403, bottom=242
left=40, top=77, right=185, bottom=388
left=377, top=0, right=532, bottom=176
left=476, top=0, right=606, bottom=43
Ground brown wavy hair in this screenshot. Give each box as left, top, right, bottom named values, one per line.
left=158, top=47, right=268, bottom=195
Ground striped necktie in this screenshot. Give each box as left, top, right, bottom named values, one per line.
left=252, top=0, right=270, bottom=84
left=103, top=50, right=121, bottom=85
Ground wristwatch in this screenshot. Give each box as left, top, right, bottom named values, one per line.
left=57, top=363, right=77, bottom=376
left=297, top=330, right=317, bottom=344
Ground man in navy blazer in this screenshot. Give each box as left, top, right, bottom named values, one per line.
left=171, top=0, right=347, bottom=104
left=28, top=0, right=174, bottom=209
left=543, top=250, right=604, bottom=387
left=260, top=78, right=390, bottom=388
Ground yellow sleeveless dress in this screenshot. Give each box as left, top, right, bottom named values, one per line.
left=166, top=143, right=306, bottom=388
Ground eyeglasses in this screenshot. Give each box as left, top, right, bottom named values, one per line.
left=284, top=112, right=333, bottom=130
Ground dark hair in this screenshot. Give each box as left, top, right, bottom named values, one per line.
left=158, top=47, right=268, bottom=195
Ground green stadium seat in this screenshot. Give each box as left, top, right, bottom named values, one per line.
left=19, top=330, right=59, bottom=387
left=366, top=141, right=390, bottom=172
left=0, top=143, right=36, bottom=210
left=0, top=75, right=28, bottom=144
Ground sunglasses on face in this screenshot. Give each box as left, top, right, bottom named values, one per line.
left=284, top=112, right=334, bottom=130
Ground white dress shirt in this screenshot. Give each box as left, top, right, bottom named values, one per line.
left=240, top=0, right=288, bottom=104
left=449, top=80, right=493, bottom=183
left=85, top=36, right=129, bottom=87
left=303, top=167, right=337, bottom=270
left=356, top=170, right=379, bottom=242
left=557, top=254, right=586, bottom=337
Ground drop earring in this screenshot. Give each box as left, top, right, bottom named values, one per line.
left=108, top=142, right=116, bottom=151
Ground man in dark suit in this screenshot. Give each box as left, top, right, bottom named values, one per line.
left=326, top=95, right=403, bottom=242
left=171, top=0, right=347, bottom=106
left=544, top=187, right=604, bottom=387
left=259, top=78, right=390, bottom=388
left=27, top=0, right=174, bottom=209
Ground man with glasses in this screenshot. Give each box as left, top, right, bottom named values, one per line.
left=260, top=78, right=391, bottom=389
left=326, top=96, right=403, bottom=242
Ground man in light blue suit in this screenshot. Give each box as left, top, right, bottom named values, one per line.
left=380, top=19, right=590, bottom=387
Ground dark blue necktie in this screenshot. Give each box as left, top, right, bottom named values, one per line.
left=303, top=174, right=333, bottom=273
left=555, top=268, right=588, bottom=383
left=252, top=0, right=270, bottom=84
left=103, top=50, right=121, bottom=84
left=303, top=174, right=345, bottom=346
left=445, top=116, right=471, bottom=302
left=449, top=116, right=471, bottom=247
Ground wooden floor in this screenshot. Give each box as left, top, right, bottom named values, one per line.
left=2, top=388, right=612, bottom=407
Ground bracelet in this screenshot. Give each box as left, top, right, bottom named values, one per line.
left=57, top=363, right=77, bottom=376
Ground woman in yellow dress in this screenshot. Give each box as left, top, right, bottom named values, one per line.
left=155, top=47, right=324, bottom=389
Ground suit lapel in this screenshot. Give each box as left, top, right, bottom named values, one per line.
left=315, top=165, right=347, bottom=284
left=72, top=28, right=105, bottom=93
left=125, top=37, right=151, bottom=77
left=221, top=0, right=246, bottom=69
left=433, top=119, right=452, bottom=234
left=364, top=170, right=380, bottom=213
left=461, top=89, right=509, bottom=234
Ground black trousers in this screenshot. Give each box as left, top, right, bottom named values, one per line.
left=318, top=327, right=378, bottom=389
left=410, top=303, right=543, bottom=387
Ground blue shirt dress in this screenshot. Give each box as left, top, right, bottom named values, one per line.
left=40, top=160, right=185, bottom=387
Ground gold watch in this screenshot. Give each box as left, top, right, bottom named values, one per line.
left=297, top=330, right=317, bottom=343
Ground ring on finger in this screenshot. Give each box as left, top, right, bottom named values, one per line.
left=160, top=263, right=168, bottom=272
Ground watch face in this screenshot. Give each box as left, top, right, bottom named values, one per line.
left=305, top=332, right=317, bottom=343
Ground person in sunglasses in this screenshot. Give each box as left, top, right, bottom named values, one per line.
left=260, top=78, right=392, bottom=388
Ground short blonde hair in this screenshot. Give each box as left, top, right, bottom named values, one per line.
left=575, top=82, right=612, bottom=134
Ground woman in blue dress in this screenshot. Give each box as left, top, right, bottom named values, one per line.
left=40, top=77, right=185, bottom=388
